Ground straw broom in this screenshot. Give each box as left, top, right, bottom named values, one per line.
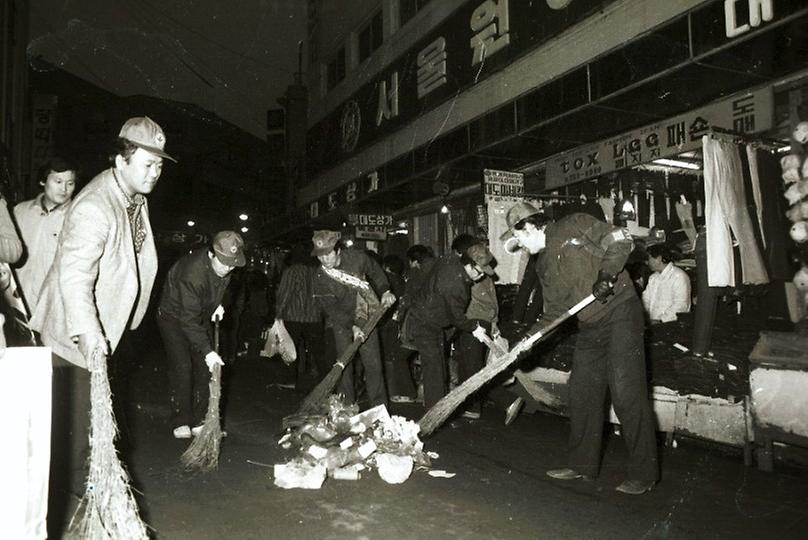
left=72, top=348, right=148, bottom=539
left=181, top=319, right=223, bottom=472
left=477, top=332, right=562, bottom=410
left=418, top=294, right=596, bottom=437
left=294, top=304, right=390, bottom=415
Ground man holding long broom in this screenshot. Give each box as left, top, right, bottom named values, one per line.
left=311, top=230, right=395, bottom=409
left=501, top=202, right=658, bottom=495
left=31, top=116, right=172, bottom=536
left=157, top=230, right=245, bottom=439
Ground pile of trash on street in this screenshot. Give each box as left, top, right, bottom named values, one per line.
left=273, top=396, right=441, bottom=489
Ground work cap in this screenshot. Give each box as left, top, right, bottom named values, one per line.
left=119, top=116, right=177, bottom=162
left=311, top=230, right=341, bottom=256
left=212, top=230, right=246, bottom=267
left=499, top=201, right=542, bottom=241
left=467, top=244, right=495, bottom=276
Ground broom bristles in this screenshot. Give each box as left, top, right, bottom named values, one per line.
left=418, top=295, right=596, bottom=436
left=298, top=364, right=343, bottom=412
left=73, top=350, right=148, bottom=539
left=291, top=304, right=390, bottom=416
left=181, top=363, right=223, bottom=472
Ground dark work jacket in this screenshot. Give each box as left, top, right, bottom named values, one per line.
left=159, top=249, right=231, bottom=356
left=409, top=254, right=476, bottom=333
left=312, top=249, right=390, bottom=329
left=539, top=213, right=636, bottom=325
left=276, top=264, right=320, bottom=323
left=399, top=257, right=436, bottom=314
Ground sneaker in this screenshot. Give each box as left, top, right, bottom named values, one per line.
left=546, top=468, right=592, bottom=481
left=390, top=395, right=416, bottom=403
left=173, top=425, right=192, bottom=439
left=504, top=397, right=524, bottom=426
left=615, top=479, right=655, bottom=495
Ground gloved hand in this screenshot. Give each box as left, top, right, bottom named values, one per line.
left=381, top=290, right=397, bottom=308
left=592, top=270, right=617, bottom=303
left=211, top=305, right=225, bottom=322
left=471, top=325, right=489, bottom=343
left=204, top=351, right=224, bottom=372
left=352, top=325, right=366, bottom=342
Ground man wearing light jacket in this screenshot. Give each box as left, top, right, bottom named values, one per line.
left=31, top=116, right=170, bottom=502
left=157, top=230, right=245, bottom=439
left=502, top=201, right=658, bottom=496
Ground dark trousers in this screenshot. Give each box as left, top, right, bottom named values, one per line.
left=410, top=318, right=446, bottom=410
left=455, top=319, right=489, bottom=407
left=157, top=312, right=210, bottom=427
left=567, top=297, right=659, bottom=482
left=332, top=324, right=388, bottom=408
left=381, top=322, right=417, bottom=398
left=285, top=320, right=328, bottom=386
left=692, top=231, right=721, bottom=354
left=50, top=356, right=91, bottom=497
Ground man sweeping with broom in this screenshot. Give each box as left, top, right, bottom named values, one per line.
left=31, top=116, right=173, bottom=537
left=311, top=230, right=395, bottom=409
left=156, top=230, right=245, bottom=440
left=501, top=202, right=658, bottom=495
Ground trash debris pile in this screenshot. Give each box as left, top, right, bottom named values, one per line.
left=273, top=396, right=432, bottom=489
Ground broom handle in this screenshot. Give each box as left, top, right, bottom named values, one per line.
left=294, top=302, right=391, bottom=414
left=333, top=303, right=390, bottom=370
left=516, top=294, right=596, bottom=354
left=418, top=294, right=596, bottom=436
left=213, top=318, right=220, bottom=353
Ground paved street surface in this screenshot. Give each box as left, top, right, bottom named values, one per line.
left=50, top=327, right=808, bottom=539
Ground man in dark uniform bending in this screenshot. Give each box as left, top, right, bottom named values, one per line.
left=502, top=202, right=658, bottom=495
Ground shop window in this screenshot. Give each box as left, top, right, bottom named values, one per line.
left=358, top=10, right=384, bottom=63
left=399, top=0, right=432, bottom=28
left=326, top=46, right=346, bottom=91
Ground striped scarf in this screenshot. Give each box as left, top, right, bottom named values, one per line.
left=322, top=266, right=380, bottom=322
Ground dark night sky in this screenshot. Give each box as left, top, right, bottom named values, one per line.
left=28, top=0, right=307, bottom=139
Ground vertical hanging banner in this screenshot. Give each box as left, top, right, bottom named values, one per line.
left=484, top=169, right=527, bottom=285
left=30, top=95, right=58, bottom=192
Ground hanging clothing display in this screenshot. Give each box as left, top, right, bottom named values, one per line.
left=745, top=145, right=766, bottom=249
left=598, top=196, right=615, bottom=224
left=701, top=136, right=769, bottom=287
left=675, top=197, right=697, bottom=250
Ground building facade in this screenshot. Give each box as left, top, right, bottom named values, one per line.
left=291, top=0, right=806, bottom=260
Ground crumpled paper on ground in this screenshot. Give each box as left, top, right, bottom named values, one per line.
left=376, top=453, right=413, bottom=484
left=273, top=461, right=326, bottom=489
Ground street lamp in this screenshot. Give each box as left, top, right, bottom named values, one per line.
left=241, top=226, right=249, bottom=233
left=239, top=213, right=249, bottom=221
left=187, top=220, right=195, bottom=227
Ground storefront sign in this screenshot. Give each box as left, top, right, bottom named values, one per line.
left=348, top=213, right=392, bottom=241
left=483, top=169, right=525, bottom=285
left=545, top=87, right=773, bottom=188
left=311, top=0, right=617, bottom=175
left=483, top=169, right=523, bottom=202
left=156, top=232, right=210, bottom=246
left=725, top=0, right=774, bottom=38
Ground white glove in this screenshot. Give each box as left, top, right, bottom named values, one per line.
left=471, top=325, right=488, bottom=343
left=204, top=351, right=224, bottom=372
left=211, top=305, right=225, bottom=322
left=381, top=290, right=396, bottom=308
left=352, top=325, right=366, bottom=342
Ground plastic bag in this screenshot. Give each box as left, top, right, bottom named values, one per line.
left=261, top=320, right=297, bottom=364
